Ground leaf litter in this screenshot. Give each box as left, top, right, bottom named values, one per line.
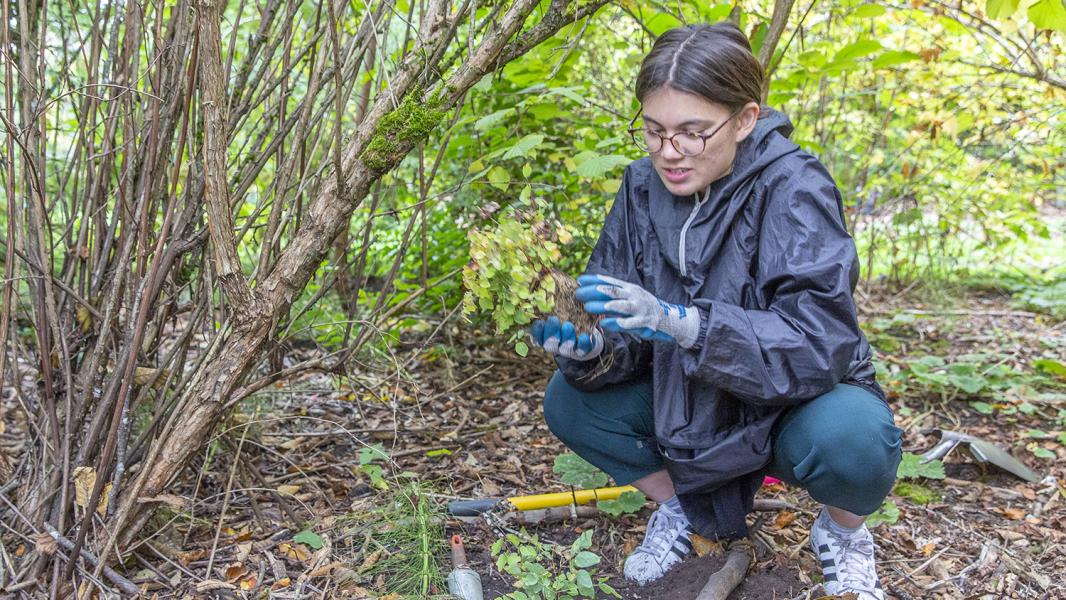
left=13, top=283, right=1059, bottom=598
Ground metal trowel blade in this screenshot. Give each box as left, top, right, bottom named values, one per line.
left=968, top=440, right=1043, bottom=483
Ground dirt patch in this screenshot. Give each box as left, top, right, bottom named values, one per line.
left=612, top=553, right=804, bottom=599
left=452, top=517, right=805, bottom=599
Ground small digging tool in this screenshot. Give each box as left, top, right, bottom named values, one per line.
left=447, top=534, right=484, bottom=600
left=921, top=428, right=1043, bottom=482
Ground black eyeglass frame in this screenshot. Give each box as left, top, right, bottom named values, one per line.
left=627, top=106, right=744, bottom=156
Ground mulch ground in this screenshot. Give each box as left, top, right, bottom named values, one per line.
left=8, top=284, right=1060, bottom=599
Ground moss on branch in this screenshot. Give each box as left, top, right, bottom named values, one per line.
left=360, top=88, right=447, bottom=173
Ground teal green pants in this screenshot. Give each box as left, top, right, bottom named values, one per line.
left=543, top=372, right=903, bottom=516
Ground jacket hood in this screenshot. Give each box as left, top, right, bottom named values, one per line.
left=714, top=106, right=798, bottom=200
left=644, top=106, right=802, bottom=279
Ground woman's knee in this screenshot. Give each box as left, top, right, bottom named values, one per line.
left=823, top=422, right=901, bottom=486
left=809, top=411, right=903, bottom=502
left=777, top=386, right=903, bottom=505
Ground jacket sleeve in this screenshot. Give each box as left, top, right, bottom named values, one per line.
left=556, top=164, right=653, bottom=391
left=680, top=157, right=862, bottom=405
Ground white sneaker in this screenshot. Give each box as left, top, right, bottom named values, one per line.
left=623, top=500, right=693, bottom=585
left=809, top=508, right=886, bottom=600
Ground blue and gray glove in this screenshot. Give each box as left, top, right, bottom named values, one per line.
left=529, top=315, right=604, bottom=361
left=575, top=274, right=701, bottom=349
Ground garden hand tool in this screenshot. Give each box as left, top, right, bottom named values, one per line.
left=920, top=428, right=1042, bottom=483
left=448, top=478, right=784, bottom=516
left=447, top=534, right=484, bottom=600
left=448, top=485, right=637, bottom=516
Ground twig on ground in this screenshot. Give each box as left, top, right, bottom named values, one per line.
left=694, top=539, right=754, bottom=600
left=41, top=523, right=141, bottom=597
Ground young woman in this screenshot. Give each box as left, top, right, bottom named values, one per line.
left=528, top=22, right=902, bottom=600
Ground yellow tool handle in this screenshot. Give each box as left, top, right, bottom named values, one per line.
left=506, top=485, right=638, bottom=511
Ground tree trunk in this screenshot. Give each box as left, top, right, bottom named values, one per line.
left=1, top=0, right=612, bottom=591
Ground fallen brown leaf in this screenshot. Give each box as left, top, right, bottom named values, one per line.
left=773, top=510, right=798, bottom=529
left=278, top=542, right=312, bottom=561
left=34, top=532, right=57, bottom=556
left=239, top=574, right=257, bottom=591
left=358, top=548, right=383, bottom=573
left=1001, top=507, right=1026, bottom=520
left=309, top=560, right=343, bottom=578
left=179, top=548, right=207, bottom=565
left=224, top=563, right=247, bottom=582
left=689, top=533, right=720, bottom=557
left=271, top=577, right=291, bottom=590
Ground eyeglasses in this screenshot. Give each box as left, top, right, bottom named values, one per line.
left=627, top=107, right=743, bottom=156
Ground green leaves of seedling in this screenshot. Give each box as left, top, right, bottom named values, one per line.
left=293, top=530, right=324, bottom=550
left=553, top=453, right=609, bottom=488
left=492, top=528, right=618, bottom=599
left=866, top=500, right=900, bottom=528
left=358, top=443, right=389, bottom=489
left=597, top=490, right=646, bottom=516
left=897, top=452, right=946, bottom=480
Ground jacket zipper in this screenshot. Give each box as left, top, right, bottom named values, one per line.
left=678, top=187, right=711, bottom=278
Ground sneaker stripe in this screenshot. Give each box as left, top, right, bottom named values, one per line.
left=821, top=559, right=835, bottom=568
left=669, top=546, right=687, bottom=560
left=676, top=536, right=693, bottom=551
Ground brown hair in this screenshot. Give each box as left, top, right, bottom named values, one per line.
left=634, top=22, right=764, bottom=112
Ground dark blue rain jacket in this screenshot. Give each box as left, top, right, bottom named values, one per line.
left=556, top=108, right=884, bottom=539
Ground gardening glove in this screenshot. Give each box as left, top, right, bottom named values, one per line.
left=529, top=315, right=604, bottom=361
left=575, top=274, right=701, bottom=349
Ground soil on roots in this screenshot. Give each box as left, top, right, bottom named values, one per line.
left=546, top=269, right=599, bottom=333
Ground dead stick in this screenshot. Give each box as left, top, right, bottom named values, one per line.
left=694, top=540, right=753, bottom=600
left=42, top=523, right=141, bottom=597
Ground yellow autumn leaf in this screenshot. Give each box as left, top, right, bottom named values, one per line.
left=277, top=484, right=301, bottom=496
left=239, top=574, right=256, bottom=590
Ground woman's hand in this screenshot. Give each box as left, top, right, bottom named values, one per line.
left=576, top=274, right=700, bottom=348
left=529, top=316, right=604, bottom=361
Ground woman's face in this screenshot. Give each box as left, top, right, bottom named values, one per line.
left=638, top=86, right=759, bottom=197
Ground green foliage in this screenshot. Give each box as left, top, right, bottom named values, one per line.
left=293, top=529, right=324, bottom=549
left=907, top=356, right=992, bottom=395
left=1013, top=276, right=1066, bottom=318
left=889, top=453, right=943, bottom=514
left=893, top=481, right=942, bottom=505
left=597, top=490, right=647, bottom=517
left=881, top=344, right=1066, bottom=412
left=361, top=483, right=448, bottom=597
left=866, top=500, right=901, bottom=528
left=357, top=443, right=389, bottom=490
left=1027, top=0, right=1066, bottom=31
left=552, top=453, right=610, bottom=489
left=462, top=204, right=569, bottom=349
left=897, top=452, right=947, bottom=480
left=490, top=529, right=621, bottom=599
